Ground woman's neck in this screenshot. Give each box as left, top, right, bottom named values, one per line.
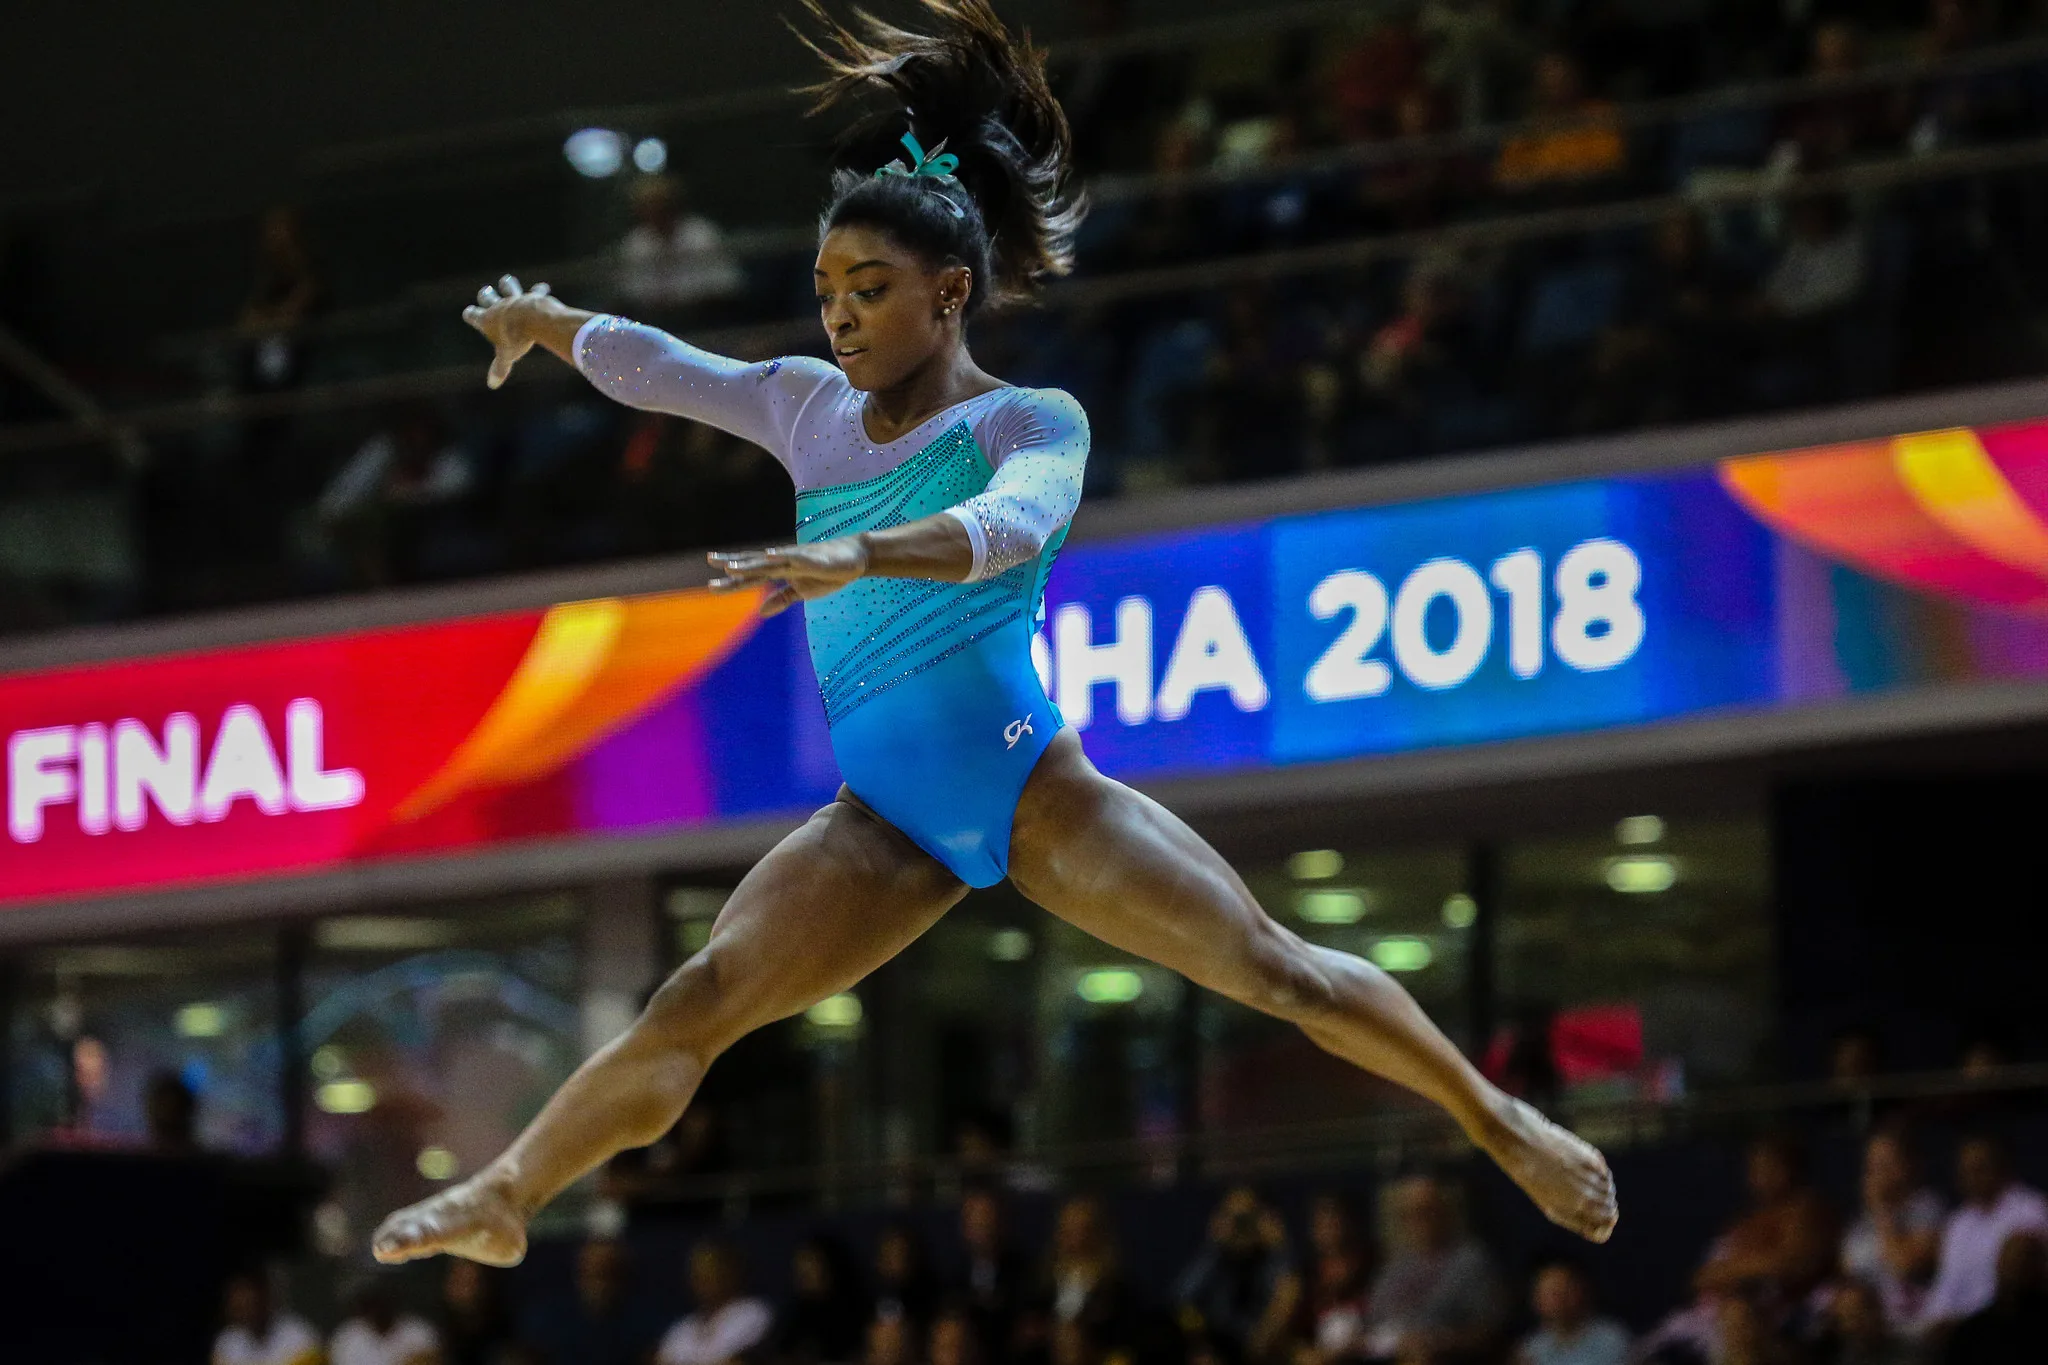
left=861, top=344, right=1001, bottom=443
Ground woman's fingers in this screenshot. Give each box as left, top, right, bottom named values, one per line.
left=476, top=284, right=500, bottom=308
left=498, top=274, right=523, bottom=297
left=760, top=583, right=802, bottom=617
left=707, top=548, right=791, bottom=580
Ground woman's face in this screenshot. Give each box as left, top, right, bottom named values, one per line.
left=815, top=224, right=970, bottom=394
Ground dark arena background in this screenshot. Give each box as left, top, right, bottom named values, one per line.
left=9, top=1, right=2048, bottom=1361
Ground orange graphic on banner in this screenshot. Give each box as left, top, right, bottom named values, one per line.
left=394, top=587, right=764, bottom=821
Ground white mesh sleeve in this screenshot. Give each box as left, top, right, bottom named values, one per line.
left=572, top=314, right=838, bottom=469
left=954, top=389, right=1089, bottom=581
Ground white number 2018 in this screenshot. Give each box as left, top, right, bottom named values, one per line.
left=1304, top=538, right=1644, bottom=700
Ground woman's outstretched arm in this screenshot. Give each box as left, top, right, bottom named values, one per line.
left=463, top=275, right=836, bottom=461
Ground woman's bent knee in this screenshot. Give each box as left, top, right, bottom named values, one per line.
left=638, top=950, right=747, bottom=1057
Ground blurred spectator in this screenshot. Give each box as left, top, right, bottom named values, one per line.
left=438, top=1260, right=513, bottom=1365
left=1353, top=87, right=1469, bottom=233
left=657, top=1239, right=774, bottom=1365
left=1494, top=51, right=1626, bottom=194
left=1709, top=1292, right=1798, bottom=1365
left=1360, top=1173, right=1504, bottom=1365
left=1920, top=1135, right=2048, bottom=1328
left=145, top=1069, right=200, bottom=1154
left=1909, top=0, right=2021, bottom=152
left=237, top=205, right=323, bottom=391
left=525, top=1238, right=665, bottom=1365
left=1060, top=0, right=1173, bottom=173
left=1206, top=285, right=1313, bottom=482
left=1693, top=1136, right=1840, bottom=1310
left=330, top=1277, right=440, bottom=1365
left=1514, top=1258, right=1629, bottom=1365
left=1775, top=22, right=1898, bottom=171
left=1039, top=1195, right=1142, bottom=1354
left=1359, top=254, right=1494, bottom=446
left=315, top=403, right=476, bottom=586
left=1840, top=1129, right=1944, bottom=1332
left=618, top=175, right=744, bottom=313
left=1291, top=1192, right=1374, bottom=1365
left=213, top=1271, right=321, bottom=1365
left=929, top=1306, right=984, bottom=1365
left=1417, top=0, right=1536, bottom=129
left=1176, top=1186, right=1302, bottom=1365
left=1829, top=1029, right=1885, bottom=1088
left=955, top=1187, right=1031, bottom=1363
left=874, top=1224, right=943, bottom=1333
left=865, top=1315, right=919, bottom=1365
left=779, top=1236, right=870, bottom=1365
left=1759, top=197, right=1867, bottom=323
left=1942, top=1231, right=2048, bottom=1365
left=1327, top=19, right=1425, bottom=143
left=1812, top=1278, right=1912, bottom=1365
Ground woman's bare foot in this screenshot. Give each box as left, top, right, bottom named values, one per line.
left=371, top=1175, right=529, bottom=1266
left=1479, top=1095, right=1619, bottom=1242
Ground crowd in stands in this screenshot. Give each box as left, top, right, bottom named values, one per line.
left=14, top=0, right=2048, bottom=630
left=213, top=1113, right=2048, bottom=1365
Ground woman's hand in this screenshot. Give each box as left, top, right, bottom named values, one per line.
left=709, top=537, right=872, bottom=616
left=462, top=274, right=593, bottom=389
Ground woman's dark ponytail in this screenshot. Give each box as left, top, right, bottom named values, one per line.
left=798, top=0, right=1085, bottom=313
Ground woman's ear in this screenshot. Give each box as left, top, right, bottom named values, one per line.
left=936, top=264, right=972, bottom=317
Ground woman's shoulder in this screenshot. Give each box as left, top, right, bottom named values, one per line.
left=980, top=383, right=1090, bottom=436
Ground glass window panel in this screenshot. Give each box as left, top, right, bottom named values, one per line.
left=302, top=891, right=581, bottom=1251
left=8, top=930, right=280, bottom=1154
left=1497, top=815, right=1771, bottom=1100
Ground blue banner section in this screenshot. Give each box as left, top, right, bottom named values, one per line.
left=1026, top=469, right=1779, bottom=780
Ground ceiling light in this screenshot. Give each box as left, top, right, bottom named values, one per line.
left=315, top=1080, right=377, bottom=1115
left=805, top=994, right=863, bottom=1029
left=416, top=1147, right=458, bottom=1181
left=1441, top=893, right=1478, bottom=929
left=564, top=128, right=626, bottom=178
left=1606, top=855, right=1678, bottom=894
left=1616, top=815, right=1666, bottom=846
left=633, top=137, right=669, bottom=174
left=1370, top=937, right=1434, bottom=972
left=1296, top=889, right=1369, bottom=925
left=174, top=1003, right=227, bottom=1038
left=1076, top=968, right=1144, bottom=1004
left=1287, top=849, right=1345, bottom=880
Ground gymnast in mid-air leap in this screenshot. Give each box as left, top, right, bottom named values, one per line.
left=372, top=0, right=1616, bottom=1265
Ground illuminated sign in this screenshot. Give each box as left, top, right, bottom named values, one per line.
left=6, top=418, right=2048, bottom=907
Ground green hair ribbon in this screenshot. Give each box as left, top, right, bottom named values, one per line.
left=874, top=131, right=961, bottom=183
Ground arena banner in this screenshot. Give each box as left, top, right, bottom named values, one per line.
left=7, top=418, right=2048, bottom=906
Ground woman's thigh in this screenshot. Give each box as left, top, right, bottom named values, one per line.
left=670, top=790, right=969, bottom=1047
left=1003, top=731, right=1304, bottom=1006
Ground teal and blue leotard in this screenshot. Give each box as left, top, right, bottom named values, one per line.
left=575, top=316, right=1087, bottom=887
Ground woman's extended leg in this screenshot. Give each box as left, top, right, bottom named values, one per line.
left=1005, top=732, right=1617, bottom=1242
left=371, top=794, right=967, bottom=1266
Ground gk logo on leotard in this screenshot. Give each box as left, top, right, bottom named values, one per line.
left=1004, top=715, right=1033, bottom=750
